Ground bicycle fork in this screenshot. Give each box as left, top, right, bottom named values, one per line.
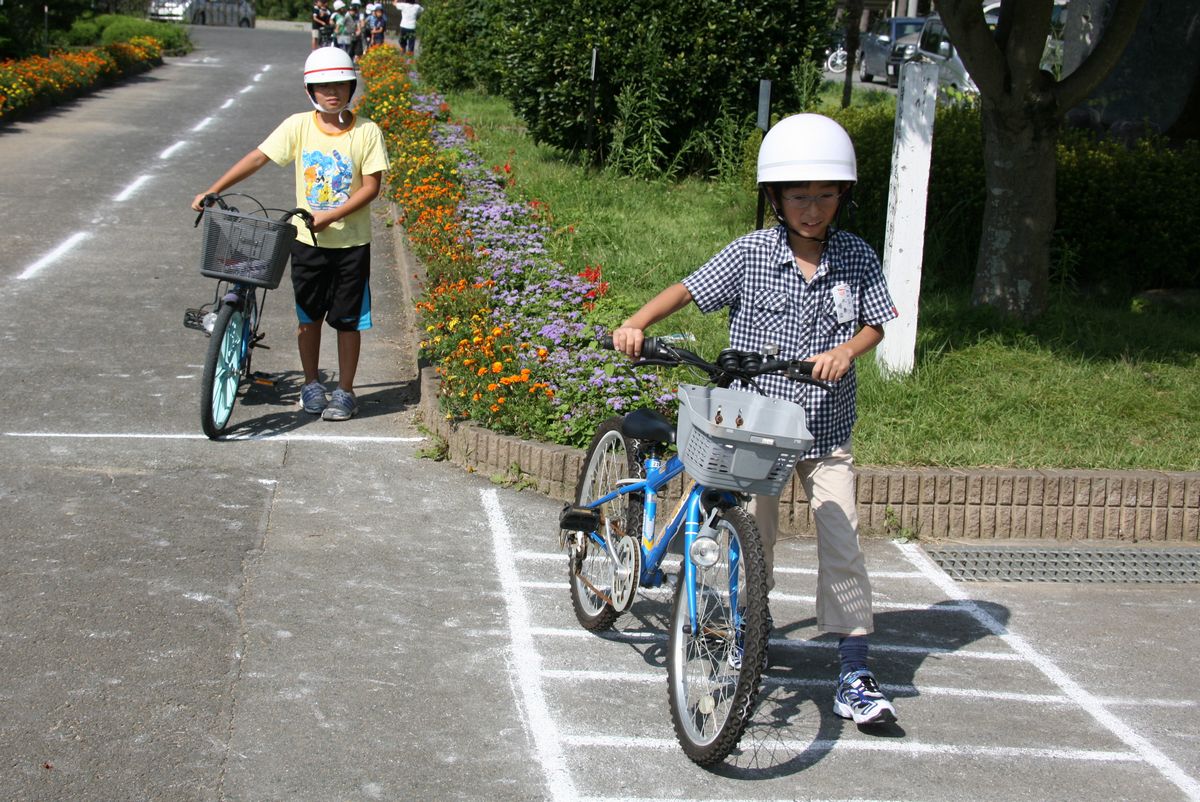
left=683, top=501, right=741, bottom=641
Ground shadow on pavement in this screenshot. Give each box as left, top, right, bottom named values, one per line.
left=215, top=370, right=421, bottom=439
left=717, top=600, right=1011, bottom=778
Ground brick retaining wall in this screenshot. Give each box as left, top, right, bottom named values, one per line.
left=416, top=367, right=1200, bottom=543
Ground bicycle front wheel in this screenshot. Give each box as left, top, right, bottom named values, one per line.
left=566, top=417, right=643, bottom=631
left=826, top=49, right=848, bottom=73
left=667, top=506, right=769, bottom=766
left=200, top=302, right=247, bottom=439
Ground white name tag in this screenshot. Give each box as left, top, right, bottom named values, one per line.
left=832, top=282, right=856, bottom=324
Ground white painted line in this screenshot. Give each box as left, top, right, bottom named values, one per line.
left=897, top=542, right=1200, bottom=799
left=239, top=85, right=253, bottom=94
left=3, top=431, right=424, bottom=444
left=481, top=489, right=577, bottom=801
left=514, top=549, right=922, bottom=579
left=522, top=624, right=1024, bottom=662
left=16, top=232, right=91, bottom=280
left=543, top=668, right=1174, bottom=707
left=563, top=732, right=1142, bottom=763
left=159, top=140, right=186, bottom=159
left=114, top=174, right=153, bottom=202
left=221, top=98, right=235, bottom=109
left=261, top=64, right=271, bottom=71
left=192, top=116, right=214, bottom=131
left=521, top=579, right=968, bottom=613
left=252, top=72, right=263, bottom=82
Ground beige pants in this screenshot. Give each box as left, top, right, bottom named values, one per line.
left=749, top=439, right=873, bottom=636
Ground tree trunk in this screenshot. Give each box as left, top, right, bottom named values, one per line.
left=970, top=99, right=1058, bottom=320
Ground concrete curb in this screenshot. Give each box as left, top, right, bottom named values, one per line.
left=391, top=220, right=1200, bottom=544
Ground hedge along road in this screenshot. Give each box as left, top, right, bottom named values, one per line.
left=1, top=25, right=1199, bottom=802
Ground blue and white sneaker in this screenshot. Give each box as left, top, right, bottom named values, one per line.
left=833, top=668, right=897, bottom=725
left=322, top=388, right=358, bottom=421
left=300, top=380, right=328, bottom=414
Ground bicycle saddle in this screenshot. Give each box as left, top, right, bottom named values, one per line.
left=622, top=408, right=675, bottom=445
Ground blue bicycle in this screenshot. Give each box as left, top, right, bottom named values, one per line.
left=185, top=193, right=313, bottom=439
left=559, top=336, right=829, bottom=765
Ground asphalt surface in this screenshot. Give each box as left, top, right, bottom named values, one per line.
left=0, top=24, right=1197, bottom=802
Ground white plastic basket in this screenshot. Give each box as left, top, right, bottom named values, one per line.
left=675, top=384, right=814, bottom=496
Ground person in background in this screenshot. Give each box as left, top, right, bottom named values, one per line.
left=394, top=0, right=423, bottom=55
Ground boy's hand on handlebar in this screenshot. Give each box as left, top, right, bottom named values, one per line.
left=191, top=192, right=214, bottom=212
left=611, top=326, right=645, bottom=359
left=310, top=210, right=339, bottom=233
left=807, top=345, right=853, bottom=382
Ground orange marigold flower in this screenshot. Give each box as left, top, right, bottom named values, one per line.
left=491, top=361, right=503, bottom=373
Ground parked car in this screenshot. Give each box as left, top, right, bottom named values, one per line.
left=910, top=13, right=984, bottom=97
left=886, top=31, right=922, bottom=88
left=857, top=16, right=925, bottom=84
left=148, top=0, right=256, bottom=27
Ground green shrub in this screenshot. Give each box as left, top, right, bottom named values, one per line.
left=67, top=19, right=101, bottom=45
left=1057, top=131, right=1200, bottom=293
left=828, top=102, right=1195, bottom=295
left=256, top=0, right=311, bottom=20
left=418, top=0, right=505, bottom=94
left=99, top=17, right=188, bottom=51
left=495, top=0, right=836, bottom=172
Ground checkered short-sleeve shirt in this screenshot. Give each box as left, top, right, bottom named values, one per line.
left=682, top=226, right=897, bottom=459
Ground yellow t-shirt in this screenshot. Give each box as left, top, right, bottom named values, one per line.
left=258, top=111, right=389, bottom=249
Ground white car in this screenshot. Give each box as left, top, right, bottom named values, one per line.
left=148, top=0, right=256, bottom=27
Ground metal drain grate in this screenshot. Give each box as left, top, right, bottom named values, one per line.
left=926, top=548, right=1200, bottom=583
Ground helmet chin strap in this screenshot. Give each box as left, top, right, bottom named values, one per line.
left=306, top=85, right=355, bottom=123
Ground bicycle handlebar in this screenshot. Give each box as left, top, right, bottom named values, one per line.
left=598, top=334, right=833, bottom=392
left=193, top=193, right=316, bottom=237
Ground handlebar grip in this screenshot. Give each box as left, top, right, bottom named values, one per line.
left=598, top=334, right=665, bottom=359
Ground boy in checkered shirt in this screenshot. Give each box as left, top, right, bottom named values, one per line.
left=612, top=113, right=899, bottom=725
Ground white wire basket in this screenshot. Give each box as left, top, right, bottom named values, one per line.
left=675, top=384, right=814, bottom=496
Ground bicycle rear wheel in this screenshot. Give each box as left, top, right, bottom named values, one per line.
left=566, top=417, right=643, bottom=631
left=667, top=506, right=769, bottom=766
left=200, top=302, right=248, bottom=439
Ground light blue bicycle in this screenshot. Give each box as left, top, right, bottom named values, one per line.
left=559, top=336, right=829, bottom=765
left=185, top=193, right=313, bottom=439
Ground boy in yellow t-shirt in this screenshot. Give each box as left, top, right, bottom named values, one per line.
left=192, top=47, right=389, bottom=421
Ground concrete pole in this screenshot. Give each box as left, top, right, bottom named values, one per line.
left=876, top=60, right=938, bottom=377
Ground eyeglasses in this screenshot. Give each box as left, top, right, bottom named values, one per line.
left=780, top=190, right=844, bottom=208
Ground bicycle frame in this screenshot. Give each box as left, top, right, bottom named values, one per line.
left=580, top=450, right=744, bottom=635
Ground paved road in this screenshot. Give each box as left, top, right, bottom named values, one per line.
left=1, top=25, right=1197, bottom=802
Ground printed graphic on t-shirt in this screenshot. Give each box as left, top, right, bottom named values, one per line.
left=302, top=148, right=353, bottom=209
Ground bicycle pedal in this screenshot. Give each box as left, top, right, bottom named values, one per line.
left=183, top=308, right=206, bottom=331
left=250, top=372, right=276, bottom=387
left=559, top=504, right=599, bottom=532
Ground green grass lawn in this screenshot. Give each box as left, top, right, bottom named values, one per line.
left=440, top=89, right=1200, bottom=472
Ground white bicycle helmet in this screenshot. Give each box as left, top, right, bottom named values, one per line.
left=333, top=0, right=345, bottom=9
left=303, top=46, right=357, bottom=115
left=757, top=113, right=857, bottom=185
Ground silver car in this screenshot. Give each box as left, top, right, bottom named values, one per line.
left=148, top=0, right=256, bottom=27
left=911, top=14, right=983, bottom=97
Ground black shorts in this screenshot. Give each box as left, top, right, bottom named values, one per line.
left=290, top=241, right=372, bottom=332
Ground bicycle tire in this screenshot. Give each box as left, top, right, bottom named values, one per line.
left=200, top=302, right=246, bottom=439
left=666, top=506, right=769, bottom=766
left=566, top=417, right=643, bottom=631
left=826, top=49, right=848, bottom=74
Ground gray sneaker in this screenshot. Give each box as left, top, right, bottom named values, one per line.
left=322, top=388, right=358, bottom=421
left=300, top=381, right=328, bottom=414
